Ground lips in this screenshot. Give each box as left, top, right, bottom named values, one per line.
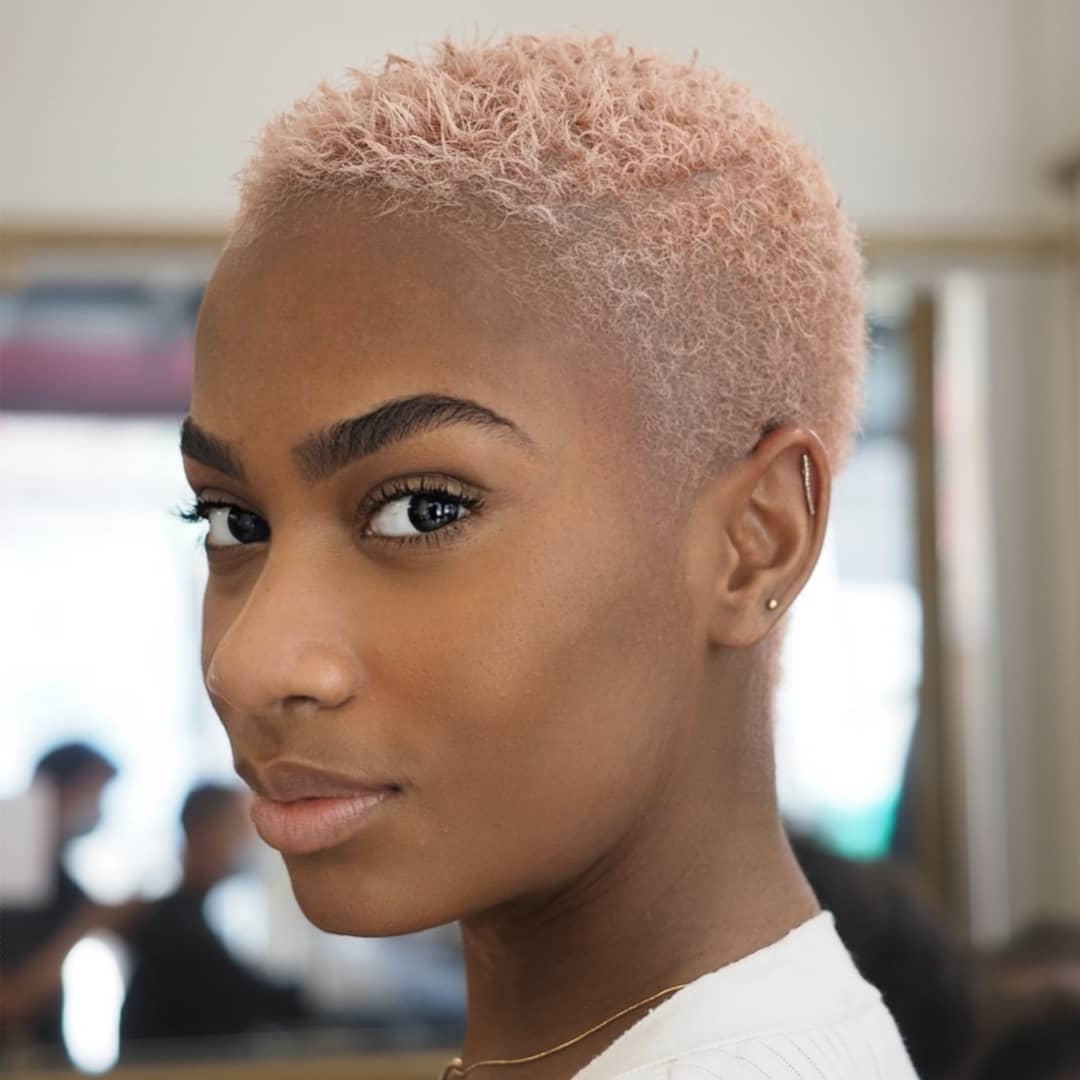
left=239, top=759, right=400, bottom=856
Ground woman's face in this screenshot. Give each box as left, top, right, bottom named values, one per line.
left=185, top=213, right=706, bottom=935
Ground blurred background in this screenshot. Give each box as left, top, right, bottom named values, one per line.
left=1, top=1, right=1077, bottom=1078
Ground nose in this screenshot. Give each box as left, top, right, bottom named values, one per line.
left=203, top=560, right=366, bottom=718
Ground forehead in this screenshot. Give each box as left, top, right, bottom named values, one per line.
left=192, top=211, right=605, bottom=441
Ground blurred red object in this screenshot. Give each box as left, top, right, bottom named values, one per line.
left=2, top=334, right=194, bottom=413
left=1, top=284, right=198, bottom=413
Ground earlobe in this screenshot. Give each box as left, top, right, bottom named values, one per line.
left=699, top=427, right=829, bottom=649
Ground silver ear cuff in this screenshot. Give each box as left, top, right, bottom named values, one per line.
left=766, top=454, right=817, bottom=612
left=801, top=453, right=816, bottom=518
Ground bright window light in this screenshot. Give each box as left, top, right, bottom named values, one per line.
left=61, top=935, right=125, bottom=1074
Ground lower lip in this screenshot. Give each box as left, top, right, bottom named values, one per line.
left=249, top=790, right=395, bottom=855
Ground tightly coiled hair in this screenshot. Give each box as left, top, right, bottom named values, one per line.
left=232, top=34, right=866, bottom=479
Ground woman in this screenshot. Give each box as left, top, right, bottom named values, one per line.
left=180, top=35, right=918, bottom=1078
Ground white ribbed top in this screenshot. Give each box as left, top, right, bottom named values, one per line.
left=573, top=911, right=918, bottom=1079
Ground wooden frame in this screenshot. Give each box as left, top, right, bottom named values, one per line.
left=6, top=1051, right=452, bottom=1080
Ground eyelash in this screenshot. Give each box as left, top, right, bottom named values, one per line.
left=177, top=497, right=236, bottom=526
left=176, top=475, right=485, bottom=550
left=359, top=475, right=485, bottom=546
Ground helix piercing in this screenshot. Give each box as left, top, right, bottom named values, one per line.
left=801, top=453, right=816, bottom=517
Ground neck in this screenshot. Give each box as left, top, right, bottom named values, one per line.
left=456, top=712, right=818, bottom=1079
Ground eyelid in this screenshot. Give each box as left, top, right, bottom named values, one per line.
left=191, top=485, right=261, bottom=511
left=356, top=472, right=483, bottom=515
left=357, top=473, right=486, bottom=545
left=177, top=495, right=239, bottom=522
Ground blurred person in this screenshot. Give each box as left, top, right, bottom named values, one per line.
left=120, top=783, right=308, bottom=1047
left=180, top=35, right=918, bottom=1079
left=0, top=741, right=141, bottom=1058
left=981, top=918, right=1080, bottom=994
left=954, top=918, right=1080, bottom=1079
left=962, top=986, right=1080, bottom=1080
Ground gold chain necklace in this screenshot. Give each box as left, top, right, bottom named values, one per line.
left=439, top=982, right=689, bottom=1079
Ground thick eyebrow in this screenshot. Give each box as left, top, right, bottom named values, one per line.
left=180, top=394, right=534, bottom=485
left=294, top=394, right=535, bottom=482
left=180, top=417, right=247, bottom=481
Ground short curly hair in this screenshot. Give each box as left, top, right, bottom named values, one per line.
left=232, top=34, right=866, bottom=478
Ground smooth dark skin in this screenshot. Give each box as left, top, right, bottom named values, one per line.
left=184, top=208, right=828, bottom=1077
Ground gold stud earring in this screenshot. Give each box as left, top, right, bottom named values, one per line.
left=766, top=598, right=779, bottom=611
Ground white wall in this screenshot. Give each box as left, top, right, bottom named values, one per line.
left=1, top=0, right=1077, bottom=229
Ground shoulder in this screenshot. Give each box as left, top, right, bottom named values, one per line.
left=575, top=914, right=920, bottom=1080
left=601, top=999, right=920, bottom=1080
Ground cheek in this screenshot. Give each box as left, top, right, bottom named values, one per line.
left=379, top=515, right=697, bottom=892
left=195, top=497, right=698, bottom=930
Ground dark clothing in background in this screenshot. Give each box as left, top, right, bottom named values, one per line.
left=0, top=865, right=87, bottom=1052
left=120, top=887, right=307, bottom=1044
left=790, top=832, right=976, bottom=1080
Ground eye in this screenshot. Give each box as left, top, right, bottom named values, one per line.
left=179, top=499, right=270, bottom=549
left=368, top=493, right=465, bottom=538
left=363, top=479, right=482, bottom=541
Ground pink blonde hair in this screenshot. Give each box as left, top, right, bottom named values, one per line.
left=232, top=34, right=866, bottom=477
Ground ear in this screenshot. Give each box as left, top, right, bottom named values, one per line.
left=687, top=426, right=831, bottom=649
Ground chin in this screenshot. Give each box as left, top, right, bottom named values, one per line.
left=282, top=851, right=459, bottom=937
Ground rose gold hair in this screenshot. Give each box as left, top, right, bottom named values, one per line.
left=233, top=34, right=865, bottom=478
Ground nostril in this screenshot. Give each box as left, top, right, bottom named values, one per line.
left=282, top=693, right=324, bottom=709
left=280, top=691, right=356, bottom=717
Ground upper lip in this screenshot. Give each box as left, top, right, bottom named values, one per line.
left=237, top=758, right=399, bottom=802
